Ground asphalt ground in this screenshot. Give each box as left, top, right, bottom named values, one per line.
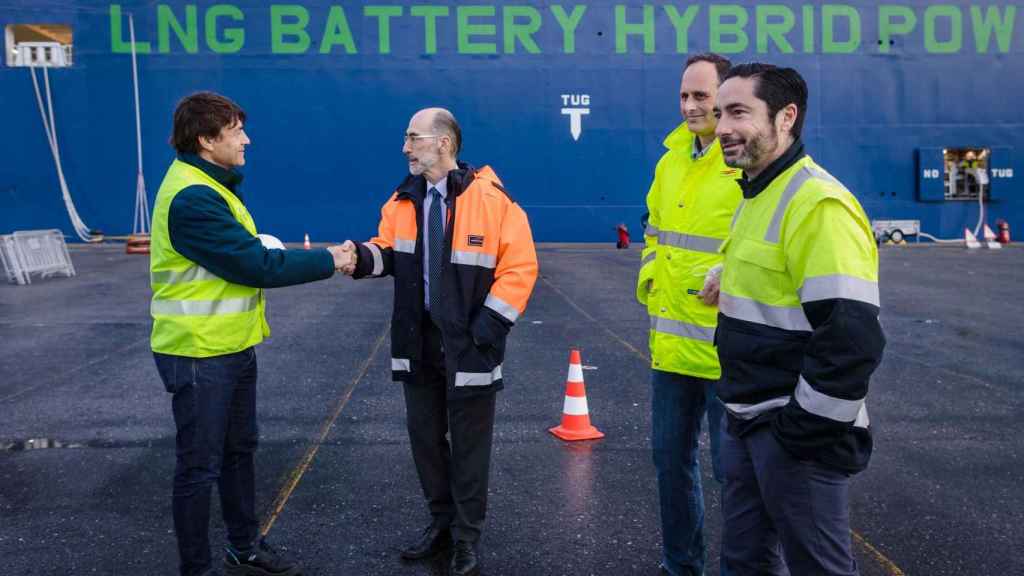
left=1, top=243, right=1021, bottom=576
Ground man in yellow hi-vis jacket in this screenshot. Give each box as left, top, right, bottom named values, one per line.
left=714, top=64, right=885, bottom=575
left=637, top=53, right=743, bottom=576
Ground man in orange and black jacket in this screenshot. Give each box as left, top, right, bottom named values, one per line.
left=341, top=107, right=537, bottom=576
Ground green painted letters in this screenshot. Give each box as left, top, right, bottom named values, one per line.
left=924, top=5, right=962, bottom=53
left=206, top=5, right=244, bottom=53
left=971, top=5, right=1016, bottom=53
left=320, top=6, right=356, bottom=54
left=615, top=5, right=655, bottom=54
left=664, top=5, right=700, bottom=53
left=458, top=5, right=498, bottom=54
left=878, top=5, right=916, bottom=53
left=411, top=6, right=449, bottom=54
left=110, top=5, right=152, bottom=54
left=710, top=5, right=749, bottom=53
left=504, top=6, right=542, bottom=53
left=158, top=5, right=198, bottom=53
left=756, top=5, right=795, bottom=53
left=551, top=5, right=587, bottom=54
left=365, top=6, right=402, bottom=54
left=271, top=5, right=311, bottom=54
left=823, top=4, right=860, bottom=53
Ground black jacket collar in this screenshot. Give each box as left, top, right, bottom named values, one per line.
left=396, top=161, right=477, bottom=203
left=738, top=140, right=805, bottom=199
left=179, top=153, right=244, bottom=197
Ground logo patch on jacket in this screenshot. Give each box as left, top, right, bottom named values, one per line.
left=468, top=234, right=485, bottom=247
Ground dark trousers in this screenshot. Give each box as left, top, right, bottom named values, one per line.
left=154, top=348, right=260, bottom=576
left=403, top=315, right=497, bottom=543
left=720, top=422, right=858, bottom=576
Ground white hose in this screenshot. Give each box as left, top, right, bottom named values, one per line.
left=918, top=171, right=986, bottom=244
left=918, top=233, right=964, bottom=244
left=130, top=13, right=150, bottom=236
left=971, top=181, right=985, bottom=238
left=29, top=65, right=98, bottom=242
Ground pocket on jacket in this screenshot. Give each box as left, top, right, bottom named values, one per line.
left=153, top=352, right=196, bottom=394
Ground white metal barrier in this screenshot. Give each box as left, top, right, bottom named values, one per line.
left=0, top=229, right=76, bottom=285
left=0, top=235, right=27, bottom=284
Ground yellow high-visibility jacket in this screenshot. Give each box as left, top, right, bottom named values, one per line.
left=637, top=123, right=743, bottom=379
left=717, top=151, right=884, bottom=473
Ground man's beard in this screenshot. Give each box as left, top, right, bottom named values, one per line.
left=723, top=128, right=777, bottom=171
left=409, top=153, right=437, bottom=176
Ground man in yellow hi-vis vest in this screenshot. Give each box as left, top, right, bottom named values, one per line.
left=151, top=92, right=350, bottom=576
left=637, top=53, right=743, bottom=576
left=713, top=64, right=885, bottom=575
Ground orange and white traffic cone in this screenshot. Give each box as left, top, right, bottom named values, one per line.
left=303, top=233, right=311, bottom=250
left=549, top=349, right=604, bottom=441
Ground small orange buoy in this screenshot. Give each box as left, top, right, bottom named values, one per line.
left=126, top=233, right=150, bottom=255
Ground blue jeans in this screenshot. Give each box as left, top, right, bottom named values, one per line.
left=154, top=349, right=260, bottom=576
left=651, top=370, right=725, bottom=576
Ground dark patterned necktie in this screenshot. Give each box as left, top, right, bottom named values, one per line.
left=428, top=187, right=443, bottom=316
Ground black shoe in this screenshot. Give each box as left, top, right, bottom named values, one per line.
left=450, top=540, right=480, bottom=576
left=223, top=540, right=302, bottom=576
left=400, top=523, right=452, bottom=560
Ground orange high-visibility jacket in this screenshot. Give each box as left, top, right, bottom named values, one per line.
left=353, top=163, right=538, bottom=393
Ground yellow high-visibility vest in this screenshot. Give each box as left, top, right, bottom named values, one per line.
left=637, top=123, right=743, bottom=379
left=150, top=159, right=269, bottom=357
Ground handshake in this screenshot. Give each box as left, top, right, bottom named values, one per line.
left=327, top=241, right=358, bottom=276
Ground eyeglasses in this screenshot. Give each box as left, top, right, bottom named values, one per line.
left=404, top=133, right=440, bottom=144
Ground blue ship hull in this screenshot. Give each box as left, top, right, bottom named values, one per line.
left=2, top=1, right=1021, bottom=242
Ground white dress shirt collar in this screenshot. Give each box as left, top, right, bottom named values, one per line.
left=426, top=175, right=448, bottom=199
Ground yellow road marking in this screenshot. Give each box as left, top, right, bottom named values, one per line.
left=852, top=531, right=906, bottom=575
left=260, top=323, right=389, bottom=536
left=541, top=275, right=906, bottom=576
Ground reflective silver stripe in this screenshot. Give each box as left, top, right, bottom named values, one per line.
left=394, top=238, right=416, bottom=254
left=485, top=294, right=519, bottom=323
left=726, top=396, right=790, bottom=420
left=650, top=315, right=715, bottom=342
left=658, top=231, right=723, bottom=254
left=765, top=168, right=815, bottom=243
left=641, top=251, right=656, bottom=266
left=391, top=358, right=411, bottom=372
left=151, top=295, right=259, bottom=316
left=151, top=266, right=218, bottom=285
left=730, top=200, right=745, bottom=231
left=719, top=292, right=811, bottom=332
left=645, top=224, right=660, bottom=237
left=455, top=365, right=503, bottom=387
left=765, top=167, right=843, bottom=243
left=363, top=242, right=383, bottom=276
left=853, top=404, right=870, bottom=429
left=451, top=250, right=496, bottom=269
left=799, top=274, right=880, bottom=306
left=794, top=376, right=864, bottom=423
